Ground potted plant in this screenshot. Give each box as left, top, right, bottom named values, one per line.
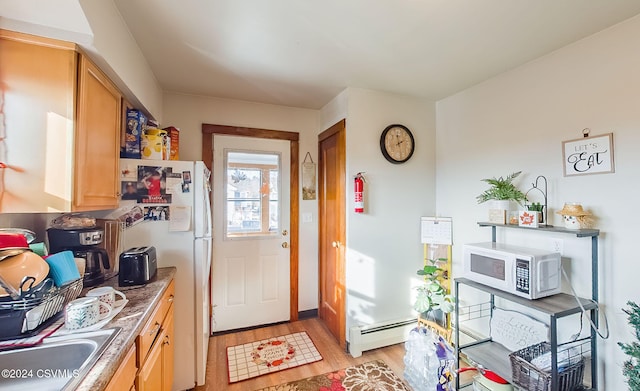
left=526, top=202, right=544, bottom=223
left=413, top=258, right=454, bottom=325
left=619, top=301, right=640, bottom=390
left=476, top=171, right=527, bottom=223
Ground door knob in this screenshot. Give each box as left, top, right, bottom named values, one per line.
left=282, top=242, right=289, bottom=248
left=331, top=241, right=340, bottom=248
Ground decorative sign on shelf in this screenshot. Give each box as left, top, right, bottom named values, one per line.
left=490, top=308, right=548, bottom=352
left=562, top=131, right=614, bottom=177
left=518, top=210, right=539, bottom=228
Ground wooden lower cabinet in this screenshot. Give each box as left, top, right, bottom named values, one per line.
left=161, top=306, right=175, bottom=391
left=137, top=333, right=163, bottom=391
left=136, top=280, right=175, bottom=391
left=105, top=345, right=137, bottom=391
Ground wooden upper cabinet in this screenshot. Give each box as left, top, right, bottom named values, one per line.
left=74, top=54, right=121, bottom=210
left=0, top=29, right=122, bottom=212
left=0, top=30, right=77, bottom=212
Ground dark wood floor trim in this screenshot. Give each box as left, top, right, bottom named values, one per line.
left=298, top=309, right=318, bottom=320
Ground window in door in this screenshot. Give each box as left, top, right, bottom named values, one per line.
left=224, top=150, right=280, bottom=238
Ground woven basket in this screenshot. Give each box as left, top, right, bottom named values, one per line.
left=509, top=342, right=584, bottom=391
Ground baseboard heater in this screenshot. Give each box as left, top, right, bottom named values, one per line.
left=348, top=317, right=417, bottom=358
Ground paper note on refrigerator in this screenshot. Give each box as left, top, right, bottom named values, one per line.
left=169, top=206, right=192, bottom=232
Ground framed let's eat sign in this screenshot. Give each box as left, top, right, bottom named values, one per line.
left=562, top=132, right=615, bottom=177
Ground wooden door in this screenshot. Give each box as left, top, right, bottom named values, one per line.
left=318, top=120, right=346, bottom=349
left=74, top=54, right=121, bottom=210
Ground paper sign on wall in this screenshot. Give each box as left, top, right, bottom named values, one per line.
left=420, top=217, right=453, bottom=245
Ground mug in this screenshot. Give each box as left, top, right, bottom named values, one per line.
left=44, top=251, right=81, bottom=287
left=86, top=286, right=126, bottom=315
left=65, top=297, right=112, bottom=330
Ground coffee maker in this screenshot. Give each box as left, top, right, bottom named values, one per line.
left=47, top=227, right=111, bottom=287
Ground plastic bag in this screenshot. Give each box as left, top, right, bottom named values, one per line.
left=403, top=327, right=455, bottom=391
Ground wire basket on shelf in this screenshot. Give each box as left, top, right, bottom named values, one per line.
left=0, top=278, right=83, bottom=340
left=509, top=342, right=585, bottom=391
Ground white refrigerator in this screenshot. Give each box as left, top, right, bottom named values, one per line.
left=119, top=158, right=212, bottom=390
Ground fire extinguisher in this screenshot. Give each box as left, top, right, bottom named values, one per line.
left=354, top=172, right=365, bottom=213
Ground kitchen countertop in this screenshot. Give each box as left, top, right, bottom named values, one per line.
left=73, top=267, right=176, bottom=391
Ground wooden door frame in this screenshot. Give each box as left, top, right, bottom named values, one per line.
left=318, top=119, right=346, bottom=348
left=202, top=124, right=300, bottom=322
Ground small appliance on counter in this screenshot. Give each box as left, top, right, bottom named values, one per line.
left=47, top=226, right=111, bottom=288
left=119, top=246, right=157, bottom=287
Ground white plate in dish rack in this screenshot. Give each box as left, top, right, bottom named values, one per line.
left=54, top=299, right=128, bottom=336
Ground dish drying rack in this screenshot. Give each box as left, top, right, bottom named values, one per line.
left=0, top=278, right=83, bottom=340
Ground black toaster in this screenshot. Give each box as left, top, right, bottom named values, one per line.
left=119, top=246, right=158, bottom=286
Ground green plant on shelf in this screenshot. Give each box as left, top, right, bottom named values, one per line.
left=413, top=258, right=454, bottom=322
left=527, top=202, right=544, bottom=212
left=476, top=171, right=527, bottom=205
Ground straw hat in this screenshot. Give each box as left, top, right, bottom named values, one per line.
left=556, top=203, right=591, bottom=216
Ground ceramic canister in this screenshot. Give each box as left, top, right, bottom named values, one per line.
left=65, top=297, right=112, bottom=330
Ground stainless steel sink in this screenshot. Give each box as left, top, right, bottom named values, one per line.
left=0, top=327, right=120, bottom=391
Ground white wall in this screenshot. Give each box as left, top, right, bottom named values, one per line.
left=162, top=92, right=320, bottom=311
left=0, top=0, right=91, bottom=38
left=319, top=88, right=348, bottom=130
left=78, top=0, right=163, bottom=121
left=341, top=88, right=437, bottom=337
left=436, top=14, right=640, bottom=390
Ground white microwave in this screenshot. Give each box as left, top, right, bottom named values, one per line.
left=463, top=242, right=561, bottom=299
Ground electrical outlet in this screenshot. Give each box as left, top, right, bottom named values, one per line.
left=550, top=238, right=564, bottom=255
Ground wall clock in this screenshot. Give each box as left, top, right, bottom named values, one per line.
left=380, top=124, right=415, bottom=164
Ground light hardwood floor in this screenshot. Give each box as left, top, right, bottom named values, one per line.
left=194, top=318, right=407, bottom=390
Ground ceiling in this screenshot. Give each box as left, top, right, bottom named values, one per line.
left=113, top=0, right=640, bottom=109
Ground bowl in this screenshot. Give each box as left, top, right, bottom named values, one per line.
left=0, top=232, right=29, bottom=250
left=0, top=251, right=50, bottom=298
left=0, top=228, right=36, bottom=244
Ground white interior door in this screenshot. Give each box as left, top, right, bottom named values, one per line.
left=212, top=135, right=290, bottom=331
